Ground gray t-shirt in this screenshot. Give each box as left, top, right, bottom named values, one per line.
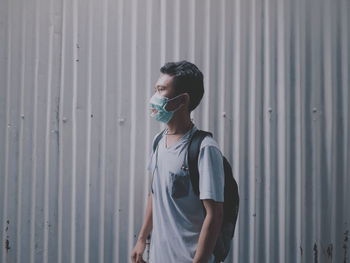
left=146, top=125, right=225, bottom=263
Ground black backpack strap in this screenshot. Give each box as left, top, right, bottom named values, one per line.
left=187, top=130, right=213, bottom=196
left=152, top=129, right=166, bottom=152
left=150, top=129, right=166, bottom=194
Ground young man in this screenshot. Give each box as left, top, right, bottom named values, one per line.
left=131, top=61, right=225, bottom=263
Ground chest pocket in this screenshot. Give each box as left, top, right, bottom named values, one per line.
left=169, top=168, right=190, bottom=199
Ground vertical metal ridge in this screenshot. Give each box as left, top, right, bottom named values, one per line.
left=293, top=0, right=302, bottom=262
left=253, top=0, right=264, bottom=260
left=317, top=0, right=328, bottom=257
left=340, top=1, right=350, bottom=261
left=312, top=0, right=323, bottom=259
left=340, top=0, right=349, bottom=190
left=203, top=0, right=210, bottom=130
left=277, top=1, right=288, bottom=262
left=189, top=0, right=197, bottom=123
left=262, top=0, right=271, bottom=261
left=1, top=0, right=11, bottom=261
left=189, top=0, right=196, bottom=62
left=277, top=0, right=286, bottom=262
left=84, top=0, right=93, bottom=262
left=218, top=0, right=226, bottom=152
left=144, top=0, right=153, bottom=211
left=332, top=3, right=346, bottom=262
left=160, top=0, right=166, bottom=65
left=249, top=0, right=257, bottom=261
left=114, top=0, right=124, bottom=262
left=328, top=0, right=338, bottom=260
left=298, top=0, right=308, bottom=262
left=0, top=0, right=6, bottom=258
left=127, top=0, right=138, bottom=256
left=16, top=0, right=26, bottom=261
left=113, top=0, right=124, bottom=261
left=57, top=0, right=67, bottom=261
left=173, top=0, right=180, bottom=60
left=232, top=0, right=241, bottom=261
left=310, top=0, right=321, bottom=259
left=43, top=0, right=55, bottom=261
left=29, top=0, right=40, bottom=261
left=98, top=0, right=109, bottom=261
left=340, top=0, right=350, bottom=242
left=70, top=0, right=79, bottom=261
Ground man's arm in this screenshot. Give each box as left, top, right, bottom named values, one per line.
left=193, top=199, right=223, bottom=263
left=131, top=193, right=153, bottom=263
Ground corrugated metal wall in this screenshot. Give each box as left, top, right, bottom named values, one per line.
left=0, top=0, right=349, bottom=262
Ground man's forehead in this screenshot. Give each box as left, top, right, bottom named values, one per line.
left=156, top=74, right=174, bottom=87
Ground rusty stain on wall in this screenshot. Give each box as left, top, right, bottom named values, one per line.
left=344, top=230, right=349, bottom=263
left=4, top=220, right=10, bottom=252
left=326, top=243, right=333, bottom=262
left=314, top=242, right=319, bottom=263
left=5, top=239, right=10, bottom=253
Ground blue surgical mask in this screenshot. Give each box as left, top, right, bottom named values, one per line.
left=149, top=93, right=184, bottom=123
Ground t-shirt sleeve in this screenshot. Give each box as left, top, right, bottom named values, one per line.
left=146, top=150, right=153, bottom=173
left=198, top=145, right=225, bottom=202
left=147, top=130, right=162, bottom=173
left=146, top=131, right=162, bottom=194
left=146, top=146, right=155, bottom=195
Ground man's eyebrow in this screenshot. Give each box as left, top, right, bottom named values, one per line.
left=154, top=85, right=167, bottom=89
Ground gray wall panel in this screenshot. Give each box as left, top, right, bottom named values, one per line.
left=0, top=0, right=349, bottom=262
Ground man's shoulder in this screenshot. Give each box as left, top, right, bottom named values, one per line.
left=199, top=133, right=221, bottom=152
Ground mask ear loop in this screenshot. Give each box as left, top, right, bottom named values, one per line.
left=163, top=93, right=186, bottom=113
left=167, top=93, right=184, bottom=102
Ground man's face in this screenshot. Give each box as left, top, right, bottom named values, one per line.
left=153, top=74, right=185, bottom=112
left=153, top=73, right=176, bottom=98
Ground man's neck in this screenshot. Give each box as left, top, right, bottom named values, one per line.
left=166, top=114, right=193, bottom=135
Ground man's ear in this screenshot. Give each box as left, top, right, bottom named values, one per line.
left=184, top=92, right=190, bottom=107
left=180, top=93, right=190, bottom=111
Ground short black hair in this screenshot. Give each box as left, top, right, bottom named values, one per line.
left=160, top=60, right=204, bottom=112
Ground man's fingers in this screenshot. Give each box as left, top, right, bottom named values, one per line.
left=135, top=253, right=145, bottom=263
left=131, top=252, right=136, bottom=263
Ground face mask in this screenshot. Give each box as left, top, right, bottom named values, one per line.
left=149, top=93, right=184, bottom=123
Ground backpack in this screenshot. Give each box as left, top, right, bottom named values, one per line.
left=152, top=129, right=239, bottom=262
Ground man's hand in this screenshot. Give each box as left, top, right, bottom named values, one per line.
left=192, top=199, right=223, bottom=263
left=131, top=239, right=147, bottom=263
left=131, top=193, right=153, bottom=262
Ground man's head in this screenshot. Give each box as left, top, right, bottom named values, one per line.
left=159, top=60, right=204, bottom=113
